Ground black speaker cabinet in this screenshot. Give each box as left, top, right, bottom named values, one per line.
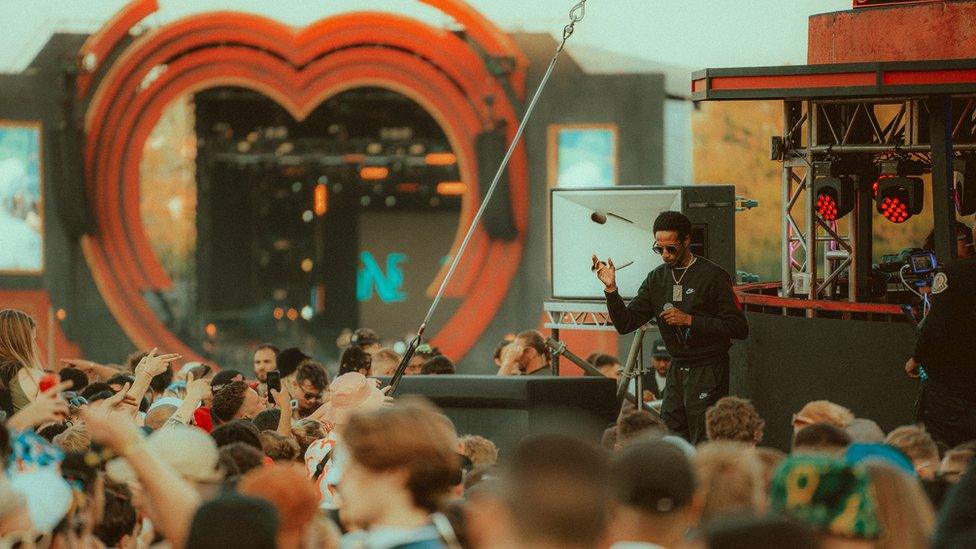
left=383, top=375, right=619, bottom=456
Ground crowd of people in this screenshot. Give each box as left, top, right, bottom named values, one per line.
left=1, top=308, right=975, bottom=548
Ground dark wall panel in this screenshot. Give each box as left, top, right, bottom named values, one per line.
left=730, top=312, right=918, bottom=450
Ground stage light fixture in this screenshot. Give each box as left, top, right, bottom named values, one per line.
left=876, top=176, right=924, bottom=223
left=436, top=181, right=466, bottom=196
left=953, top=157, right=976, bottom=215
left=426, top=152, right=457, bottom=166
left=395, top=182, right=421, bottom=193
left=313, top=183, right=328, bottom=216
left=812, top=162, right=855, bottom=221
left=360, top=166, right=389, bottom=180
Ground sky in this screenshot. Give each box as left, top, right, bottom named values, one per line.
left=0, top=0, right=851, bottom=73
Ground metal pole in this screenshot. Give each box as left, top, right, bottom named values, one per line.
left=794, top=143, right=976, bottom=154
left=616, top=326, right=647, bottom=402
left=782, top=101, right=803, bottom=297
left=806, top=100, right=819, bottom=310
left=928, top=95, right=958, bottom=265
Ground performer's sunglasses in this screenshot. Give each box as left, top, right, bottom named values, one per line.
left=652, top=244, right=680, bottom=255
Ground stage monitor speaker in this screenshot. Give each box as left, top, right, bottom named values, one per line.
left=550, top=185, right=735, bottom=300
left=383, top=375, right=618, bottom=454
left=476, top=126, right=518, bottom=241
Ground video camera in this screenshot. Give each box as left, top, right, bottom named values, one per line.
left=876, top=248, right=939, bottom=279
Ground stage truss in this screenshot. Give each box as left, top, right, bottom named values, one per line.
left=778, top=96, right=976, bottom=303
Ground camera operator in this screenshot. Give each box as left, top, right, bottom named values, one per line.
left=906, top=224, right=976, bottom=448
left=922, top=222, right=975, bottom=260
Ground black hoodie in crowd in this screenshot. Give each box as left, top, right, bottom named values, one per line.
left=605, top=256, right=748, bottom=365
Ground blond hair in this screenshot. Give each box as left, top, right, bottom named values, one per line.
left=0, top=309, right=42, bottom=388
left=795, top=400, right=854, bottom=429
left=864, top=461, right=935, bottom=549
left=694, top=441, right=765, bottom=523
left=53, top=425, right=91, bottom=453
left=460, top=435, right=499, bottom=466
left=885, top=425, right=939, bottom=464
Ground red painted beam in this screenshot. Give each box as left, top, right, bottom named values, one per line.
left=734, top=284, right=904, bottom=315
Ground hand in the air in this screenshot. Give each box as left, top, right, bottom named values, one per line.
left=6, top=380, right=71, bottom=431
left=135, top=348, right=182, bottom=378
left=497, top=342, right=526, bottom=376
left=184, top=372, right=212, bottom=404
left=661, top=307, right=692, bottom=327
left=592, top=254, right=617, bottom=292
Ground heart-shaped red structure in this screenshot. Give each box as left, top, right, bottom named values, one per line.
left=79, top=0, right=529, bottom=363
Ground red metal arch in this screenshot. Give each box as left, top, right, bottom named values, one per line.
left=77, top=0, right=527, bottom=99
left=82, top=10, right=528, bottom=362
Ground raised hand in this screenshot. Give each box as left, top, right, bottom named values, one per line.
left=135, top=348, right=181, bottom=378
left=6, top=380, right=71, bottom=431
left=592, top=254, right=617, bottom=292
left=269, top=386, right=290, bottom=410
left=80, top=397, right=142, bottom=453
left=497, top=342, right=526, bottom=376
left=184, top=372, right=212, bottom=404
left=60, top=358, right=96, bottom=374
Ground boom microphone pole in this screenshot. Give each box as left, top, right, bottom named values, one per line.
left=388, top=0, right=589, bottom=395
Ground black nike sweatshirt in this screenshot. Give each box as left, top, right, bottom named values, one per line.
left=605, top=256, right=748, bottom=365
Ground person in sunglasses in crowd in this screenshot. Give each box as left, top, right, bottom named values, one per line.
left=593, top=211, right=748, bottom=444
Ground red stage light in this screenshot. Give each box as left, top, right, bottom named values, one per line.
left=876, top=176, right=923, bottom=223
left=816, top=192, right=840, bottom=221
left=812, top=163, right=855, bottom=220
left=872, top=173, right=895, bottom=197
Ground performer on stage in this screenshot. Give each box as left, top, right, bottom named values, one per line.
left=592, top=211, right=748, bottom=443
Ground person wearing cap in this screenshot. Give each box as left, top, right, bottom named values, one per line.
left=769, top=455, right=880, bottom=547
left=350, top=328, right=381, bottom=355
left=649, top=339, right=670, bottom=397
left=628, top=340, right=671, bottom=403
left=608, top=439, right=700, bottom=548
left=186, top=494, right=280, bottom=549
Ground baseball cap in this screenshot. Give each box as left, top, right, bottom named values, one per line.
left=149, top=395, right=184, bottom=412
left=610, top=438, right=695, bottom=513
left=211, top=369, right=243, bottom=393
left=769, top=455, right=880, bottom=539
left=107, top=425, right=223, bottom=485
left=651, top=339, right=669, bottom=358
left=350, top=328, right=379, bottom=347
left=276, top=348, right=310, bottom=378
left=187, top=494, right=279, bottom=549
left=845, top=443, right=915, bottom=475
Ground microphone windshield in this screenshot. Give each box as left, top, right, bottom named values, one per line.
left=591, top=211, right=608, bottom=224
left=663, top=303, right=674, bottom=311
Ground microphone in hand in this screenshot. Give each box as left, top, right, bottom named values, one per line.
left=662, top=303, right=688, bottom=347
